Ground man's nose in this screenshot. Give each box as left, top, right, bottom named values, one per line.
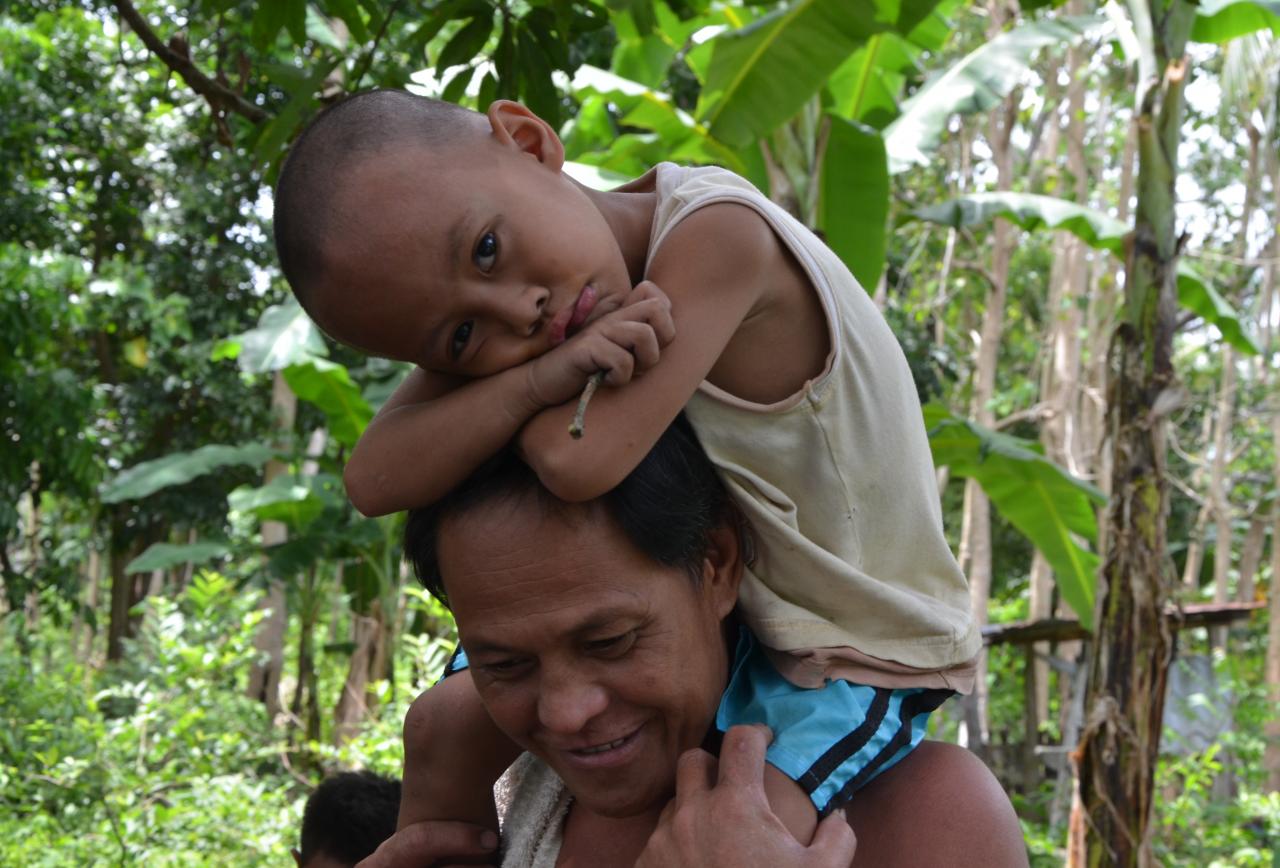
left=537, top=667, right=608, bottom=735
left=489, top=284, right=550, bottom=336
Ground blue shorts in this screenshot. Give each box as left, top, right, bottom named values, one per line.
left=444, top=627, right=951, bottom=816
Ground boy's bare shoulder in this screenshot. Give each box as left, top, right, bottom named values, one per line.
left=648, top=200, right=791, bottom=300
left=647, top=197, right=828, bottom=403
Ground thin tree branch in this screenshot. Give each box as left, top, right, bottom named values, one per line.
left=1165, top=470, right=1207, bottom=508
left=112, top=0, right=268, bottom=123
left=952, top=259, right=1000, bottom=292
left=349, top=0, right=405, bottom=89
left=993, top=404, right=1050, bottom=431
left=983, top=600, right=1263, bottom=645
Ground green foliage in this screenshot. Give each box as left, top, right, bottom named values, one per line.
left=694, top=0, right=940, bottom=147
left=884, top=14, right=1110, bottom=172
left=4, top=1, right=1279, bottom=863
left=100, top=444, right=276, bottom=504
left=819, top=117, right=889, bottom=288
left=214, top=299, right=327, bottom=374
left=1175, top=265, right=1261, bottom=356
left=925, top=404, right=1103, bottom=629
left=125, top=541, right=233, bottom=575
left=1151, top=642, right=1280, bottom=866
left=282, top=360, right=374, bottom=448
left=910, top=191, right=1261, bottom=355
left=912, top=191, right=1129, bottom=251
left=0, top=575, right=299, bottom=865
left=1192, top=0, right=1280, bottom=43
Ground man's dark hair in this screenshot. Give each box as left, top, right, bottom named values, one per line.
left=273, top=90, right=477, bottom=316
left=405, top=415, right=742, bottom=607
left=298, top=771, right=401, bottom=867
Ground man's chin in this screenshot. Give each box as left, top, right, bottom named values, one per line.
left=543, top=756, right=671, bottom=818
left=566, top=781, right=670, bottom=819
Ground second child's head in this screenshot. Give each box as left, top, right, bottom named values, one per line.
left=293, top=770, right=400, bottom=868
left=274, top=90, right=635, bottom=377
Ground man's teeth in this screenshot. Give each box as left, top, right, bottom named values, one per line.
left=577, top=735, right=628, bottom=755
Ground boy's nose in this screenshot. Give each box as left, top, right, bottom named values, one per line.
left=492, top=284, right=550, bottom=336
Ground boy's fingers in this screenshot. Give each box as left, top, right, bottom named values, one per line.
left=631, top=279, right=670, bottom=306
left=600, top=346, right=635, bottom=385
left=628, top=326, right=661, bottom=369
left=356, top=821, right=497, bottom=868
left=808, top=809, right=857, bottom=866
left=716, top=724, right=772, bottom=788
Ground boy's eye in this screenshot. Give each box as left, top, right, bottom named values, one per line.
left=474, top=231, right=498, bottom=272
left=450, top=321, right=474, bottom=360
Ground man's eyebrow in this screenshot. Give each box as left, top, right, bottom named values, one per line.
left=463, top=608, right=644, bottom=657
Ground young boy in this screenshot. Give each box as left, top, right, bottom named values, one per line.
left=273, top=89, right=980, bottom=844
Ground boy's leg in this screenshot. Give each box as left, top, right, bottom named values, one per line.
left=762, top=763, right=818, bottom=844
left=846, top=740, right=1027, bottom=867
left=399, top=669, right=521, bottom=834
left=716, top=629, right=952, bottom=818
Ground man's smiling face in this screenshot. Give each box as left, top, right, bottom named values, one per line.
left=439, top=495, right=737, bottom=818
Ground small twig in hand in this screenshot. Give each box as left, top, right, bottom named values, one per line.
left=569, top=371, right=606, bottom=439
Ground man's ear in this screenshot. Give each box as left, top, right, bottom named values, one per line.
left=487, top=100, right=565, bottom=170
left=701, top=520, right=744, bottom=620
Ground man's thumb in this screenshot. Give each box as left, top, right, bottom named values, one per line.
left=807, top=808, right=857, bottom=866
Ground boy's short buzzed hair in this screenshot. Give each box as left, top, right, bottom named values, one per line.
left=273, top=90, right=480, bottom=315
left=298, top=770, right=401, bottom=867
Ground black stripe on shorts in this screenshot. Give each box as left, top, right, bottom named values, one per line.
left=821, top=688, right=953, bottom=815
left=797, top=687, right=894, bottom=796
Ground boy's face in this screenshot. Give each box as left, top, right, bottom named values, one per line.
left=312, top=111, right=635, bottom=377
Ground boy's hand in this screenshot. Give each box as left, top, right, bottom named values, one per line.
left=526, top=280, right=674, bottom=408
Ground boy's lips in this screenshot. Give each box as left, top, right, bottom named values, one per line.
left=549, top=285, right=598, bottom=347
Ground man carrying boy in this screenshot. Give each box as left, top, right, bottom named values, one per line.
left=274, top=89, right=982, bottom=854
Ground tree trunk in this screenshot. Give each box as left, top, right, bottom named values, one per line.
left=291, top=566, right=323, bottom=744
left=1082, top=93, right=1137, bottom=500
left=1261, top=133, right=1280, bottom=792
left=1032, top=26, right=1091, bottom=740
left=1208, top=347, right=1236, bottom=650
left=958, top=5, right=1019, bottom=750
left=1068, top=3, right=1195, bottom=863
left=1179, top=405, right=1216, bottom=591
left=1266, top=411, right=1280, bottom=792
left=246, top=371, right=298, bottom=719
left=1028, top=551, right=1053, bottom=725
left=79, top=546, right=101, bottom=662
left=1235, top=513, right=1266, bottom=604
left=106, top=508, right=149, bottom=662
left=334, top=608, right=381, bottom=746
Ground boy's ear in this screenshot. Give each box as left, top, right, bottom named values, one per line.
left=487, top=100, right=565, bottom=170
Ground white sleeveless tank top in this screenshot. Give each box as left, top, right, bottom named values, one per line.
left=640, top=163, right=980, bottom=690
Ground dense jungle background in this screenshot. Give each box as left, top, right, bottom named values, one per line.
left=2, top=0, right=1279, bottom=864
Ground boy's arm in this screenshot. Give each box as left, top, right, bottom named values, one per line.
left=345, top=291, right=675, bottom=516
left=344, top=364, right=541, bottom=516
left=517, top=202, right=773, bottom=502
